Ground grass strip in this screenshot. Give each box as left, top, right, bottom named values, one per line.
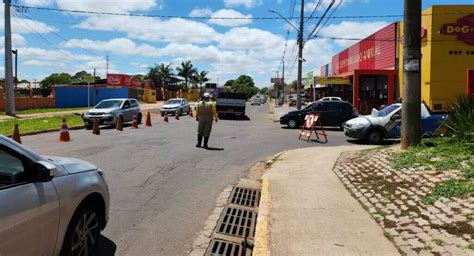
left=0, top=114, right=84, bottom=136
left=0, top=107, right=88, bottom=115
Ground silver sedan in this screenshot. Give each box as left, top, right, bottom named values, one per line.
left=0, top=135, right=109, bottom=255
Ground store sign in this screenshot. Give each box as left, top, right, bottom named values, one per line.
left=107, top=74, right=131, bottom=86
left=440, top=14, right=474, bottom=46
left=316, top=76, right=350, bottom=85
left=332, top=23, right=397, bottom=76
left=271, top=78, right=284, bottom=83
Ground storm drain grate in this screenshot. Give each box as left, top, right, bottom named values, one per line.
left=205, top=239, right=246, bottom=256
left=217, top=207, right=257, bottom=239
left=230, top=187, right=261, bottom=208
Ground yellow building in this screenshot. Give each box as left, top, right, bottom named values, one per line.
left=398, top=5, right=474, bottom=111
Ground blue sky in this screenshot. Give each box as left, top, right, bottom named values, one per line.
left=1, top=0, right=473, bottom=87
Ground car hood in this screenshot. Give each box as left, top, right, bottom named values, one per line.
left=45, top=156, right=98, bottom=175
left=162, top=104, right=180, bottom=108
left=87, top=108, right=117, bottom=114
left=286, top=110, right=300, bottom=116
left=346, top=115, right=385, bottom=126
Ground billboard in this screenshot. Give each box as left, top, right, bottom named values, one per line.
left=331, top=23, right=397, bottom=76
left=107, top=74, right=131, bottom=86
left=440, top=14, right=474, bottom=46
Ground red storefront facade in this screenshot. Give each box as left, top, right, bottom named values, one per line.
left=330, top=23, right=398, bottom=113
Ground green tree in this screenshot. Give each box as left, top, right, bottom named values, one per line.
left=290, top=80, right=297, bottom=92
left=260, top=87, right=268, bottom=94
left=147, top=63, right=174, bottom=88
left=273, top=81, right=285, bottom=91
left=176, top=60, right=197, bottom=90
left=72, top=70, right=91, bottom=83
left=192, top=70, right=210, bottom=88
left=19, top=79, right=30, bottom=83
left=224, top=80, right=235, bottom=87
left=231, top=75, right=259, bottom=99
left=40, top=73, right=72, bottom=89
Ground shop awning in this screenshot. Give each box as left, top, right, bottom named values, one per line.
left=316, top=76, right=350, bottom=85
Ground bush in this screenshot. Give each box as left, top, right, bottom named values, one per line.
left=443, top=95, right=474, bottom=141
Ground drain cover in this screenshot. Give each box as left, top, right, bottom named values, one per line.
left=217, top=207, right=257, bottom=239
left=230, top=187, right=261, bottom=208
left=206, top=239, right=245, bottom=256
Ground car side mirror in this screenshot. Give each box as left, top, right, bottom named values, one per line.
left=371, top=108, right=379, bottom=117
left=34, top=161, right=57, bottom=182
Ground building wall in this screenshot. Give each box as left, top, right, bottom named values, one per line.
left=398, top=5, right=474, bottom=111
left=55, top=87, right=129, bottom=108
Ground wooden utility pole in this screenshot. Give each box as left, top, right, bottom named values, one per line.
left=401, top=0, right=422, bottom=149
left=4, top=0, right=15, bottom=116
left=296, top=0, right=304, bottom=110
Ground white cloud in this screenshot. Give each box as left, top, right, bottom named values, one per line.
left=219, top=27, right=285, bottom=50
left=76, top=16, right=221, bottom=44
left=0, top=8, right=57, bottom=34
left=18, top=47, right=99, bottom=62
left=0, top=34, right=27, bottom=48
left=305, top=0, right=350, bottom=12
left=62, top=38, right=158, bottom=56
left=224, top=0, right=261, bottom=8
left=189, top=8, right=213, bottom=17
left=19, top=0, right=54, bottom=7
left=131, top=62, right=149, bottom=69
left=209, top=9, right=252, bottom=27
left=56, top=0, right=160, bottom=13
left=319, top=21, right=390, bottom=47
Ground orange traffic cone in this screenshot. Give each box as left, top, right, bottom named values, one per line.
left=131, top=115, right=139, bottom=129
left=116, top=116, right=123, bottom=131
left=92, top=118, right=100, bottom=135
left=145, top=112, right=152, bottom=127
left=175, top=111, right=180, bottom=120
left=164, top=114, right=169, bottom=123
left=59, top=118, right=71, bottom=142
left=12, top=124, right=21, bottom=144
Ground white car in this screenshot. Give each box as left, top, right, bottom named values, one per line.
left=251, top=98, right=261, bottom=105
left=160, top=98, right=191, bottom=117
left=0, top=135, right=109, bottom=255
left=83, top=98, right=142, bottom=129
left=317, top=96, right=342, bottom=102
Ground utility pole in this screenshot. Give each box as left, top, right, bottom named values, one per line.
left=12, top=49, right=17, bottom=91
left=282, top=60, right=285, bottom=84
left=401, top=0, right=422, bottom=149
left=296, top=0, right=304, bottom=110
left=4, top=0, right=15, bottom=116
left=93, top=68, right=96, bottom=78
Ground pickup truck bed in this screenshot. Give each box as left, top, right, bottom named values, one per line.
left=216, top=93, right=246, bottom=116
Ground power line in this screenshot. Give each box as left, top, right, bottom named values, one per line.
left=312, top=35, right=460, bottom=42
left=13, top=4, right=474, bottom=20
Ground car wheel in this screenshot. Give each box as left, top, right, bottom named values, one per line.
left=137, top=113, right=142, bottom=124
left=339, top=123, right=345, bottom=131
left=179, top=109, right=183, bottom=116
left=287, top=119, right=298, bottom=129
left=161, top=112, right=165, bottom=117
left=61, top=206, right=100, bottom=256
left=367, top=130, right=383, bottom=144
left=85, top=124, right=93, bottom=130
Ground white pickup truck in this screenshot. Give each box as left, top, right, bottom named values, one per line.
left=344, top=103, right=448, bottom=144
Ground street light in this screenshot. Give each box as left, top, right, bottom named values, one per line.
left=269, top=10, right=299, bottom=31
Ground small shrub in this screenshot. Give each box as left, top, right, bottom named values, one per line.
left=432, top=179, right=474, bottom=198
left=443, top=95, right=474, bottom=140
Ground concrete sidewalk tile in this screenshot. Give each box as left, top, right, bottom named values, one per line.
left=260, top=146, right=400, bottom=256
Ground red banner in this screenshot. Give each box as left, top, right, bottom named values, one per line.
left=107, top=74, right=131, bottom=87
left=331, top=23, right=397, bottom=76
left=440, top=14, right=474, bottom=46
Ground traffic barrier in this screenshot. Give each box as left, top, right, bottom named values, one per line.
left=116, top=116, right=123, bottom=131
left=92, top=118, right=100, bottom=135
left=175, top=111, right=180, bottom=120
left=131, top=115, right=139, bottom=129
left=298, top=113, right=327, bottom=143
left=12, top=124, right=21, bottom=144
left=145, top=112, right=152, bottom=127
left=59, top=118, right=71, bottom=142
left=164, top=114, right=169, bottom=123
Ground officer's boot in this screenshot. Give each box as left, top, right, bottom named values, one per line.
left=196, top=135, right=203, bottom=148
left=203, top=136, right=209, bottom=149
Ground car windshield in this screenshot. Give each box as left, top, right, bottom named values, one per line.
left=166, top=100, right=181, bottom=105
left=95, top=100, right=123, bottom=109
left=377, top=105, right=400, bottom=117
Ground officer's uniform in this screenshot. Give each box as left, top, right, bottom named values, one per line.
left=196, top=99, right=218, bottom=148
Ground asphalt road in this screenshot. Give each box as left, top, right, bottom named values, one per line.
left=21, top=103, right=352, bottom=255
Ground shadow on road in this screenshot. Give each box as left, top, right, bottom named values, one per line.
left=93, top=235, right=117, bottom=256
left=219, top=115, right=250, bottom=121
left=205, top=147, right=224, bottom=151
left=346, top=139, right=400, bottom=146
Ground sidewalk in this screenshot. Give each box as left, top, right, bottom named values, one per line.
left=0, top=102, right=164, bottom=121
left=269, top=101, right=296, bottom=122
left=254, top=146, right=400, bottom=256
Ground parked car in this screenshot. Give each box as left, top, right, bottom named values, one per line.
left=280, top=100, right=357, bottom=129
left=0, top=135, right=109, bottom=255
left=251, top=98, right=261, bottom=106
left=160, top=98, right=190, bottom=117
left=288, top=95, right=306, bottom=107
left=344, top=103, right=448, bottom=144
left=317, top=96, right=342, bottom=102
left=83, top=98, right=141, bottom=129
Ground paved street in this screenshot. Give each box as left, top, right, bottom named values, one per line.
left=21, top=103, right=351, bottom=255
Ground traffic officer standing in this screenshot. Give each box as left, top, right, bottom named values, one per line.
left=195, top=93, right=218, bottom=149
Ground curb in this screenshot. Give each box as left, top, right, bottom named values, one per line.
left=253, top=177, right=271, bottom=256
left=6, top=125, right=85, bottom=138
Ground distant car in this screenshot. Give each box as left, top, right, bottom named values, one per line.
left=83, top=98, right=142, bottom=129
left=289, top=96, right=305, bottom=107
left=0, top=135, right=109, bottom=255
left=251, top=98, right=261, bottom=106
left=280, top=100, right=357, bottom=129
left=160, top=98, right=190, bottom=117
left=317, top=96, right=342, bottom=102
left=344, top=103, right=448, bottom=144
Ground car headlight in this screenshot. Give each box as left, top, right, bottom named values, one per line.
left=97, top=168, right=106, bottom=180
left=349, top=123, right=366, bottom=129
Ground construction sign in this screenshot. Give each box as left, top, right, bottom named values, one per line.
left=299, top=114, right=328, bottom=143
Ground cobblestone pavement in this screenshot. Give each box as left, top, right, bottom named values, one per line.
left=333, top=147, right=474, bottom=256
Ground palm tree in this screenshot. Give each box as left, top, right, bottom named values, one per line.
left=176, top=60, right=197, bottom=90
left=147, top=63, right=173, bottom=89
left=193, top=70, right=210, bottom=88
